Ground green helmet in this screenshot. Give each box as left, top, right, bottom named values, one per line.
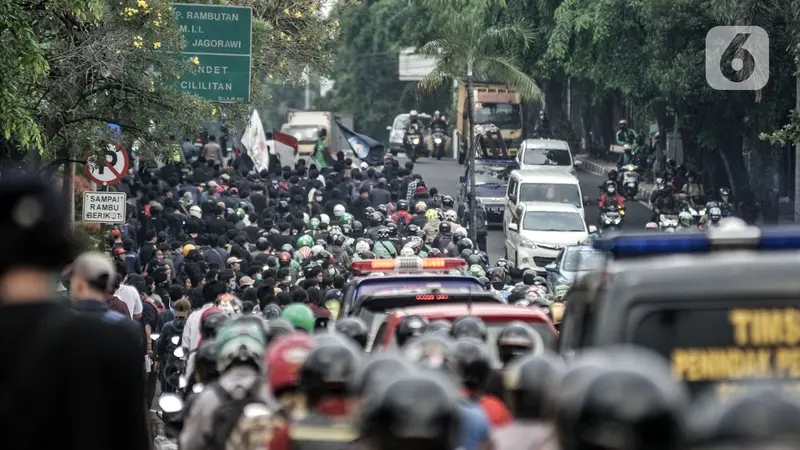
left=554, top=285, right=570, bottom=300
left=281, top=303, right=316, bottom=333
left=460, top=249, right=473, bottom=260
left=309, top=218, right=321, bottom=230
left=215, top=322, right=267, bottom=373
left=297, top=234, right=314, bottom=248
left=235, top=208, right=246, bottom=219
left=468, top=264, right=485, bottom=277
left=339, top=213, right=354, bottom=226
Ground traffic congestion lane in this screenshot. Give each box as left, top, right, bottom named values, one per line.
left=412, top=158, right=653, bottom=263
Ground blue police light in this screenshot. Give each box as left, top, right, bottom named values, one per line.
left=593, top=226, right=800, bottom=258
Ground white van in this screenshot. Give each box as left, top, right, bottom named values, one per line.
left=516, top=139, right=582, bottom=175
left=503, top=170, right=588, bottom=229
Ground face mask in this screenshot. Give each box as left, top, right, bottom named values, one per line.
left=608, top=187, right=615, bottom=194
left=256, top=274, right=263, bottom=281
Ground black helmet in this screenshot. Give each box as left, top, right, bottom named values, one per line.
left=445, top=338, right=492, bottom=392
left=300, top=341, right=363, bottom=405
left=352, top=353, right=411, bottom=396
left=442, top=195, right=455, bottom=208
left=496, top=321, right=544, bottom=366
left=377, top=227, right=390, bottom=240
left=334, top=317, right=369, bottom=349
left=608, top=169, right=618, bottom=180
left=522, top=269, right=537, bottom=286
left=689, top=386, right=800, bottom=448
left=477, top=276, right=490, bottom=290
left=194, top=339, right=220, bottom=384
left=425, top=319, right=453, bottom=336
left=358, top=374, right=461, bottom=450
left=265, top=318, right=294, bottom=343
left=467, top=254, right=482, bottom=267
left=201, top=312, right=230, bottom=340
left=352, top=220, right=364, bottom=234
left=504, top=352, right=567, bottom=420
left=386, top=222, right=398, bottom=237
left=439, top=222, right=451, bottom=233
left=556, top=347, right=689, bottom=450
left=377, top=204, right=388, bottom=216
left=364, top=206, right=376, bottom=217
left=457, top=238, right=474, bottom=252
left=451, top=315, right=487, bottom=342
left=397, top=200, right=409, bottom=211
left=403, top=333, right=454, bottom=370
left=395, top=315, right=430, bottom=347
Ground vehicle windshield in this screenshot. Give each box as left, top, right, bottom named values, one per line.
left=523, top=148, right=572, bottom=166
left=518, top=183, right=581, bottom=208
left=474, top=103, right=522, bottom=129
left=523, top=211, right=585, bottom=232
left=630, top=303, right=800, bottom=398
left=562, top=249, right=607, bottom=271
left=282, top=125, right=322, bottom=144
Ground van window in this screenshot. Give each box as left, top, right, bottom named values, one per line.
left=523, top=148, right=572, bottom=166
left=519, top=183, right=581, bottom=208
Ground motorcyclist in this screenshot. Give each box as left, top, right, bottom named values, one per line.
left=718, top=187, right=735, bottom=217
left=680, top=170, right=703, bottom=202
left=333, top=317, right=369, bottom=349
left=403, top=110, right=424, bottom=155
left=651, top=181, right=678, bottom=222
left=705, top=206, right=723, bottom=229
left=677, top=211, right=695, bottom=232
left=428, top=111, right=450, bottom=158
left=268, top=340, right=363, bottom=450
left=395, top=314, right=431, bottom=347
left=372, top=227, right=398, bottom=259
left=432, top=221, right=454, bottom=252
left=492, top=353, right=567, bottom=450
left=615, top=119, right=637, bottom=146
left=533, top=111, right=552, bottom=138
left=265, top=333, right=315, bottom=421
left=598, top=180, right=625, bottom=210
left=391, top=199, right=412, bottom=228
left=496, top=322, right=545, bottom=368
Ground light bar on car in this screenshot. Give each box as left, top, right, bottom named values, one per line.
left=593, top=220, right=800, bottom=258
left=351, top=257, right=466, bottom=274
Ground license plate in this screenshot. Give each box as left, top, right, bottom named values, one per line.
left=488, top=206, right=503, bottom=213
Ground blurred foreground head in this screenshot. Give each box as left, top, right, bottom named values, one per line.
left=0, top=173, right=76, bottom=284
left=556, top=346, right=689, bottom=450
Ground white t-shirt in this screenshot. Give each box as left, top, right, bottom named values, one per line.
left=115, top=284, right=143, bottom=318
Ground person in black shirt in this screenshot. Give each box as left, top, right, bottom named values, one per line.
left=0, top=174, right=150, bottom=450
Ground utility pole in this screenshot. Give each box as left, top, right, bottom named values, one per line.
left=795, top=76, right=800, bottom=222
left=467, top=60, right=478, bottom=244
left=303, top=67, right=311, bottom=110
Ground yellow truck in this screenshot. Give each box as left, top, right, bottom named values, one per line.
left=456, top=81, right=524, bottom=164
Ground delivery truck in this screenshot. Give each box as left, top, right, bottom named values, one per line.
left=280, top=111, right=354, bottom=156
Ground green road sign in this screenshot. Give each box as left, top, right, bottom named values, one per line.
left=172, top=3, right=252, bottom=103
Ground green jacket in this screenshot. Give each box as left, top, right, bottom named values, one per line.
left=616, top=129, right=638, bottom=146
left=313, top=139, right=328, bottom=169
left=373, top=240, right=397, bottom=259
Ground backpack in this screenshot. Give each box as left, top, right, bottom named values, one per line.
left=144, top=297, right=165, bottom=314
left=205, top=381, right=266, bottom=450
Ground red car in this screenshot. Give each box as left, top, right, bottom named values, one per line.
left=371, top=303, right=559, bottom=360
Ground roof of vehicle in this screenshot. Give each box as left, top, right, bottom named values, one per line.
left=519, top=201, right=582, bottom=214
left=511, top=169, right=580, bottom=183
left=389, top=303, right=553, bottom=322
left=475, top=157, right=517, bottom=166
left=521, top=139, right=571, bottom=150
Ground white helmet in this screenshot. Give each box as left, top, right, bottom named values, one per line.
left=302, top=213, right=310, bottom=224
left=400, top=246, right=415, bottom=257
left=360, top=162, right=369, bottom=170
left=320, top=214, right=331, bottom=225
left=454, top=227, right=468, bottom=239
left=311, top=245, right=324, bottom=256
left=189, top=205, right=202, bottom=219
left=333, top=204, right=346, bottom=217
left=444, top=210, right=457, bottom=222
left=355, top=240, right=370, bottom=253
left=410, top=110, right=418, bottom=117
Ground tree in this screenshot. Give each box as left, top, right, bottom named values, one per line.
left=417, top=0, right=543, bottom=242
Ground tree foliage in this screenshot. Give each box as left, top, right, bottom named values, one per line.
left=0, top=0, right=342, bottom=164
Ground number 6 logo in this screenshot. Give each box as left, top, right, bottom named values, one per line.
left=705, top=26, right=769, bottom=91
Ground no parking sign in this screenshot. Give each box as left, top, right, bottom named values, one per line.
left=85, top=142, right=129, bottom=186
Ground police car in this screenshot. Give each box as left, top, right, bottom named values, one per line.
left=558, top=219, right=800, bottom=398
left=342, top=257, right=502, bottom=347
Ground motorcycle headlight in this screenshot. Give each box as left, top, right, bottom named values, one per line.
left=604, top=219, right=611, bottom=224
left=434, top=138, right=442, bottom=144
left=613, top=217, right=621, bottom=224
left=412, top=137, right=419, bottom=144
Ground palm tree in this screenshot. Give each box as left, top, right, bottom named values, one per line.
left=416, top=0, right=543, bottom=244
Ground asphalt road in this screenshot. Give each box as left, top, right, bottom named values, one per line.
left=411, top=157, right=654, bottom=263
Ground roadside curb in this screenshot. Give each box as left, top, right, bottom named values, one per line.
left=575, top=155, right=654, bottom=207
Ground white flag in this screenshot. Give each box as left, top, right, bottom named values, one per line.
left=241, top=110, right=269, bottom=172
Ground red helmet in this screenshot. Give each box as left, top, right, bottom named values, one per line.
left=278, top=252, right=292, bottom=265
left=266, top=333, right=315, bottom=393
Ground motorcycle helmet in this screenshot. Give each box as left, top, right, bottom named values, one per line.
left=442, top=195, right=455, bottom=209
left=468, top=264, right=485, bottom=278
left=364, top=207, right=376, bottom=217
left=466, top=254, right=482, bottom=267
left=495, top=258, right=509, bottom=272
left=457, top=238, right=474, bottom=252
left=504, top=353, right=567, bottom=419
left=393, top=315, right=430, bottom=347
left=709, top=207, right=722, bottom=223
left=604, top=180, right=616, bottom=194
left=262, top=304, right=282, bottom=319
left=451, top=316, right=488, bottom=342
left=416, top=202, right=428, bottom=213
left=397, top=200, right=409, bottom=211
left=281, top=303, right=316, bottom=333
left=406, top=224, right=420, bottom=236
left=300, top=340, right=363, bottom=404
left=522, top=269, right=537, bottom=286
left=334, top=317, right=370, bottom=349
left=445, top=339, right=492, bottom=391
left=297, top=234, right=314, bottom=249
left=386, top=222, right=399, bottom=237
left=377, top=227, right=390, bottom=240
left=278, top=252, right=292, bottom=266
left=400, top=246, right=415, bottom=257
left=438, top=222, right=451, bottom=234
left=428, top=248, right=442, bottom=257
left=679, top=211, right=693, bottom=226
left=533, top=276, right=547, bottom=288
left=496, top=322, right=545, bottom=366
left=459, top=249, right=473, bottom=260
left=266, top=318, right=294, bottom=342
left=266, top=333, right=315, bottom=394
left=339, top=212, right=354, bottom=226
left=319, top=214, right=331, bottom=225
left=370, top=212, right=383, bottom=226
left=215, top=321, right=268, bottom=373
left=444, top=210, right=457, bottom=222
left=353, top=354, right=411, bottom=397
left=453, top=227, right=467, bottom=243
left=425, top=209, right=439, bottom=222
left=201, top=310, right=229, bottom=340
left=354, top=240, right=371, bottom=254
left=352, top=221, right=364, bottom=235
left=608, top=169, right=618, bottom=181
left=409, top=110, right=418, bottom=119
left=377, top=204, right=388, bottom=216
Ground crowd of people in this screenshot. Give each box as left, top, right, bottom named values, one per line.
left=0, top=144, right=790, bottom=450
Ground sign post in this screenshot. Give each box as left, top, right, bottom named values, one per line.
left=172, top=3, right=253, bottom=103
left=85, top=142, right=130, bottom=186
left=82, top=192, right=127, bottom=224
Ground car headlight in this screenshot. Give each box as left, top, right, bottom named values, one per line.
left=520, top=237, right=537, bottom=249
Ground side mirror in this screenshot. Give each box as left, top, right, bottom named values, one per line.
left=508, top=223, right=518, bottom=231
left=574, top=160, right=583, bottom=167
left=386, top=126, right=393, bottom=131
left=544, top=263, right=557, bottom=272
left=588, top=225, right=598, bottom=234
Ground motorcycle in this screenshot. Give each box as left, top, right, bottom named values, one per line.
left=599, top=204, right=624, bottom=232
left=680, top=194, right=707, bottom=225
left=658, top=213, right=679, bottom=232
left=404, top=130, right=425, bottom=162
left=619, top=164, right=640, bottom=199
left=431, top=129, right=447, bottom=160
